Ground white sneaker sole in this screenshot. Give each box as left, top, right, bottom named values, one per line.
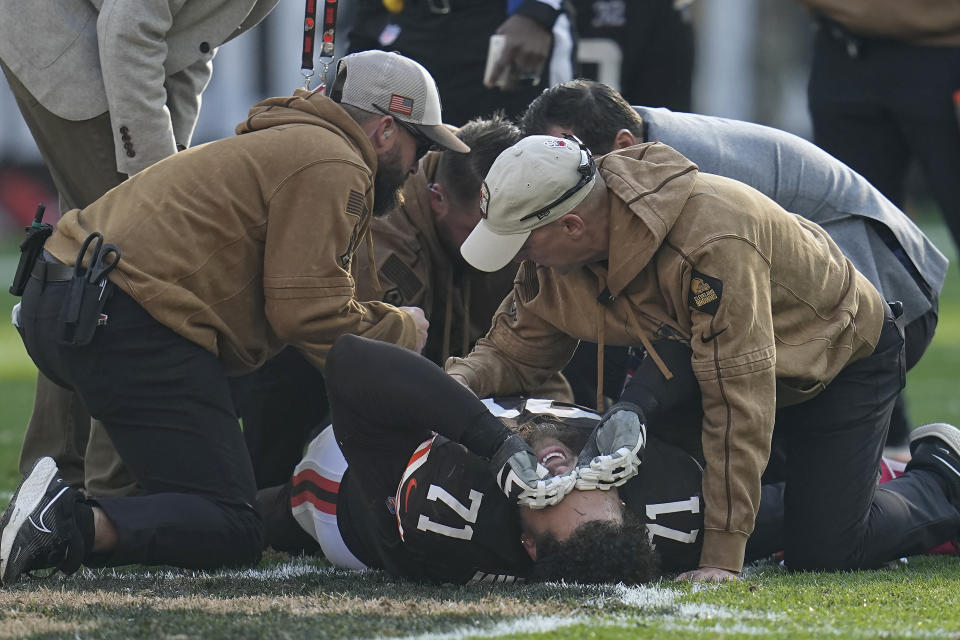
left=911, top=423, right=960, bottom=457
left=0, top=457, right=58, bottom=583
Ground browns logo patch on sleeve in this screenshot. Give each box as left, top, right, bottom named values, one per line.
left=688, top=270, right=722, bottom=316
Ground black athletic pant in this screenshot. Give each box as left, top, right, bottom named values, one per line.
left=640, top=310, right=958, bottom=568
left=808, top=27, right=960, bottom=253
left=775, top=310, right=958, bottom=569
left=19, top=276, right=262, bottom=569
left=231, top=346, right=329, bottom=488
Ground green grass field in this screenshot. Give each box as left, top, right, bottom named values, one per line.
left=0, top=222, right=958, bottom=639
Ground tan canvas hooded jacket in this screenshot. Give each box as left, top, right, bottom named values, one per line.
left=446, top=143, right=885, bottom=572
left=46, top=89, right=418, bottom=374
left=800, top=0, right=960, bottom=46
left=354, top=152, right=517, bottom=363
left=353, top=153, right=572, bottom=399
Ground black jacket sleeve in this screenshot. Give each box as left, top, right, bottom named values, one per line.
left=618, top=340, right=700, bottom=424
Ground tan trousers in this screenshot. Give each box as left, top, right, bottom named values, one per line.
left=3, top=58, right=138, bottom=497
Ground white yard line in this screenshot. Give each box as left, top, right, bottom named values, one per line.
left=372, top=615, right=591, bottom=640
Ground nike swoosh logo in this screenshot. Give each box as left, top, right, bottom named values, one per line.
left=700, top=327, right=728, bottom=343
left=933, top=454, right=960, bottom=479
left=403, top=478, right=418, bottom=511
left=28, top=486, right=70, bottom=534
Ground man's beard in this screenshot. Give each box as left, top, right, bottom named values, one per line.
left=372, top=147, right=407, bottom=217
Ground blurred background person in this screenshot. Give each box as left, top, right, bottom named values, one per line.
left=797, top=0, right=960, bottom=258
left=346, top=0, right=575, bottom=125
left=572, top=0, right=695, bottom=111
left=795, top=0, right=960, bottom=450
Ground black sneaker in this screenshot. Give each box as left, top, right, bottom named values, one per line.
left=908, top=423, right=960, bottom=508
left=0, top=457, right=87, bottom=586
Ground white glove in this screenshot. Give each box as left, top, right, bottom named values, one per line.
left=575, top=402, right=646, bottom=490
left=491, top=434, right=578, bottom=509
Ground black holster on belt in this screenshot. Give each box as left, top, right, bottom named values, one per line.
left=9, top=204, right=53, bottom=296
left=59, top=276, right=114, bottom=347
left=58, top=232, right=121, bottom=347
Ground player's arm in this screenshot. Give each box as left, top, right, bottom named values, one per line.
left=327, top=335, right=576, bottom=508
left=326, top=335, right=510, bottom=452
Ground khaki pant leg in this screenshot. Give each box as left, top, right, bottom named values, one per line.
left=0, top=58, right=125, bottom=211
left=84, top=420, right=141, bottom=497
left=3, top=58, right=128, bottom=491
left=18, top=373, right=89, bottom=487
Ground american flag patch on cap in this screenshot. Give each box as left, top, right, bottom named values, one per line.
left=388, top=94, right=414, bottom=116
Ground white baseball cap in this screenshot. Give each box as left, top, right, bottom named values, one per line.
left=460, top=135, right=596, bottom=272
left=330, top=50, right=469, bottom=154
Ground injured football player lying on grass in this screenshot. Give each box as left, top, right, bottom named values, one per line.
left=257, top=335, right=960, bottom=584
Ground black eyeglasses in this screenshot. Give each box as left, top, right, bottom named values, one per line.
left=371, top=103, right=439, bottom=160
left=518, top=135, right=596, bottom=222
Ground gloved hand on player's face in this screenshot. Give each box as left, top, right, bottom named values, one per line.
left=490, top=434, right=577, bottom=509
left=576, top=402, right=646, bottom=490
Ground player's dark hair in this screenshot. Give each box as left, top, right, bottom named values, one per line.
left=528, top=509, right=660, bottom=584
left=435, top=112, right=522, bottom=205
left=520, top=80, right=645, bottom=156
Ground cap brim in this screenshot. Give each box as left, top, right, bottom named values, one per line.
left=421, top=124, right=470, bottom=153
left=460, top=220, right=529, bottom=272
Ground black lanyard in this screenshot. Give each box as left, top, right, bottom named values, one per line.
left=301, top=0, right=339, bottom=90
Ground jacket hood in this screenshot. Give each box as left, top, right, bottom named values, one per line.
left=597, top=142, right=699, bottom=297
left=236, top=89, right=378, bottom=174
left=399, top=151, right=444, bottom=258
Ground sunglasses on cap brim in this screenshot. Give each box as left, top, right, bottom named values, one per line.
left=518, top=135, right=596, bottom=223
left=371, top=103, right=440, bottom=160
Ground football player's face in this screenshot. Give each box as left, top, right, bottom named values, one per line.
left=527, top=435, right=577, bottom=476
left=518, top=489, right=623, bottom=561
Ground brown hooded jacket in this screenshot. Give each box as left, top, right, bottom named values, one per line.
left=45, top=89, right=418, bottom=374
left=446, top=143, right=885, bottom=572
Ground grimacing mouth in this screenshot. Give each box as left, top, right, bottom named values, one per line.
left=535, top=442, right=577, bottom=476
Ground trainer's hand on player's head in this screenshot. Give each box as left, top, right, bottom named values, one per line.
left=398, top=306, right=429, bottom=353
left=675, top=567, right=740, bottom=582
